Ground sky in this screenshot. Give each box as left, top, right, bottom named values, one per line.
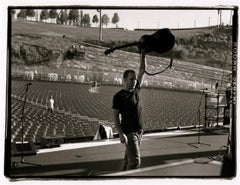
left=10, top=0, right=237, bottom=30
left=83, top=9, right=233, bottom=30
left=13, top=8, right=233, bottom=30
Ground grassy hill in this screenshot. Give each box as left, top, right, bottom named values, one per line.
left=12, top=19, right=224, bottom=41
left=11, top=19, right=232, bottom=66
left=10, top=19, right=232, bottom=89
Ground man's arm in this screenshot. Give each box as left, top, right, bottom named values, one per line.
left=112, top=109, right=128, bottom=144
left=137, top=52, right=147, bottom=87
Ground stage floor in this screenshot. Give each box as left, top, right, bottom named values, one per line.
left=9, top=128, right=231, bottom=178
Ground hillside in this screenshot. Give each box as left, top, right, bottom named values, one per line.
left=10, top=20, right=232, bottom=89
left=11, top=19, right=232, bottom=67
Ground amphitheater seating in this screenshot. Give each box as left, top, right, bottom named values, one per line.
left=10, top=80, right=206, bottom=143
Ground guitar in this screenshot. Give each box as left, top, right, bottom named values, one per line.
left=104, top=28, right=175, bottom=55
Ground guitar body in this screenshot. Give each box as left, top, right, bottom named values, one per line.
left=137, top=28, right=175, bottom=54
left=104, top=28, right=175, bottom=55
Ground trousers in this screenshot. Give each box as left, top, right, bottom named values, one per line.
left=120, top=130, right=143, bottom=171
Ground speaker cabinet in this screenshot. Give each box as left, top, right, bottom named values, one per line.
left=11, top=140, right=36, bottom=157
left=221, top=154, right=234, bottom=177
left=40, top=135, right=64, bottom=148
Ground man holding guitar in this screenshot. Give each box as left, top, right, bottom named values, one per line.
left=109, top=28, right=175, bottom=170
left=112, top=52, right=146, bottom=171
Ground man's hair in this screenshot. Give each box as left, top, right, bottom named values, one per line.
left=123, top=69, right=135, bottom=79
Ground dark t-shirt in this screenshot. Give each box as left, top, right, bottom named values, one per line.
left=112, top=82, right=143, bottom=134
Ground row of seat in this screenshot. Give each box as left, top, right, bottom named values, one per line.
left=10, top=80, right=205, bottom=143
left=86, top=46, right=231, bottom=88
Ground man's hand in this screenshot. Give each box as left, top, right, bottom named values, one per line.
left=119, top=134, right=128, bottom=145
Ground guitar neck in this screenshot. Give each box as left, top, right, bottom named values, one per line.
left=105, top=41, right=139, bottom=55
left=113, top=42, right=139, bottom=50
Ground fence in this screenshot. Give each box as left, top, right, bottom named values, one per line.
left=11, top=65, right=213, bottom=91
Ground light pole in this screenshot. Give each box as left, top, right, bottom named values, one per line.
left=209, top=16, right=211, bottom=28
left=97, top=9, right=102, bottom=41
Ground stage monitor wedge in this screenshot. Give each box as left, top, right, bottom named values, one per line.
left=11, top=140, right=37, bottom=157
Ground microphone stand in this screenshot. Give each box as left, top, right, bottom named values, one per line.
left=188, top=89, right=211, bottom=148
left=12, top=83, right=41, bottom=168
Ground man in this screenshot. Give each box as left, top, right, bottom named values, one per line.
left=49, top=95, right=54, bottom=113
left=112, top=52, right=146, bottom=171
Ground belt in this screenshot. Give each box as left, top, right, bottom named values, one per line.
left=133, top=129, right=143, bottom=135
left=124, top=129, right=143, bottom=135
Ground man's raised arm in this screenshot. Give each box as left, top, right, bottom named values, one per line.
left=137, top=52, right=147, bottom=87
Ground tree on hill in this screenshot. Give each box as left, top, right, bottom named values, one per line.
left=69, top=9, right=80, bottom=26
left=82, top=13, right=91, bottom=27
left=75, top=9, right=80, bottom=26
left=112, top=13, right=119, bottom=28
left=49, top=9, right=58, bottom=23
left=102, top=14, right=110, bottom=28
left=59, top=9, right=68, bottom=25
left=17, top=9, right=27, bottom=20
left=40, top=9, right=49, bottom=22
left=26, top=9, right=35, bottom=21
left=92, top=14, right=99, bottom=27
left=80, top=10, right=83, bottom=27
left=10, top=9, right=16, bottom=19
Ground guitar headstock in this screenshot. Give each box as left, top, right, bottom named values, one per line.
left=104, top=48, right=114, bottom=55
